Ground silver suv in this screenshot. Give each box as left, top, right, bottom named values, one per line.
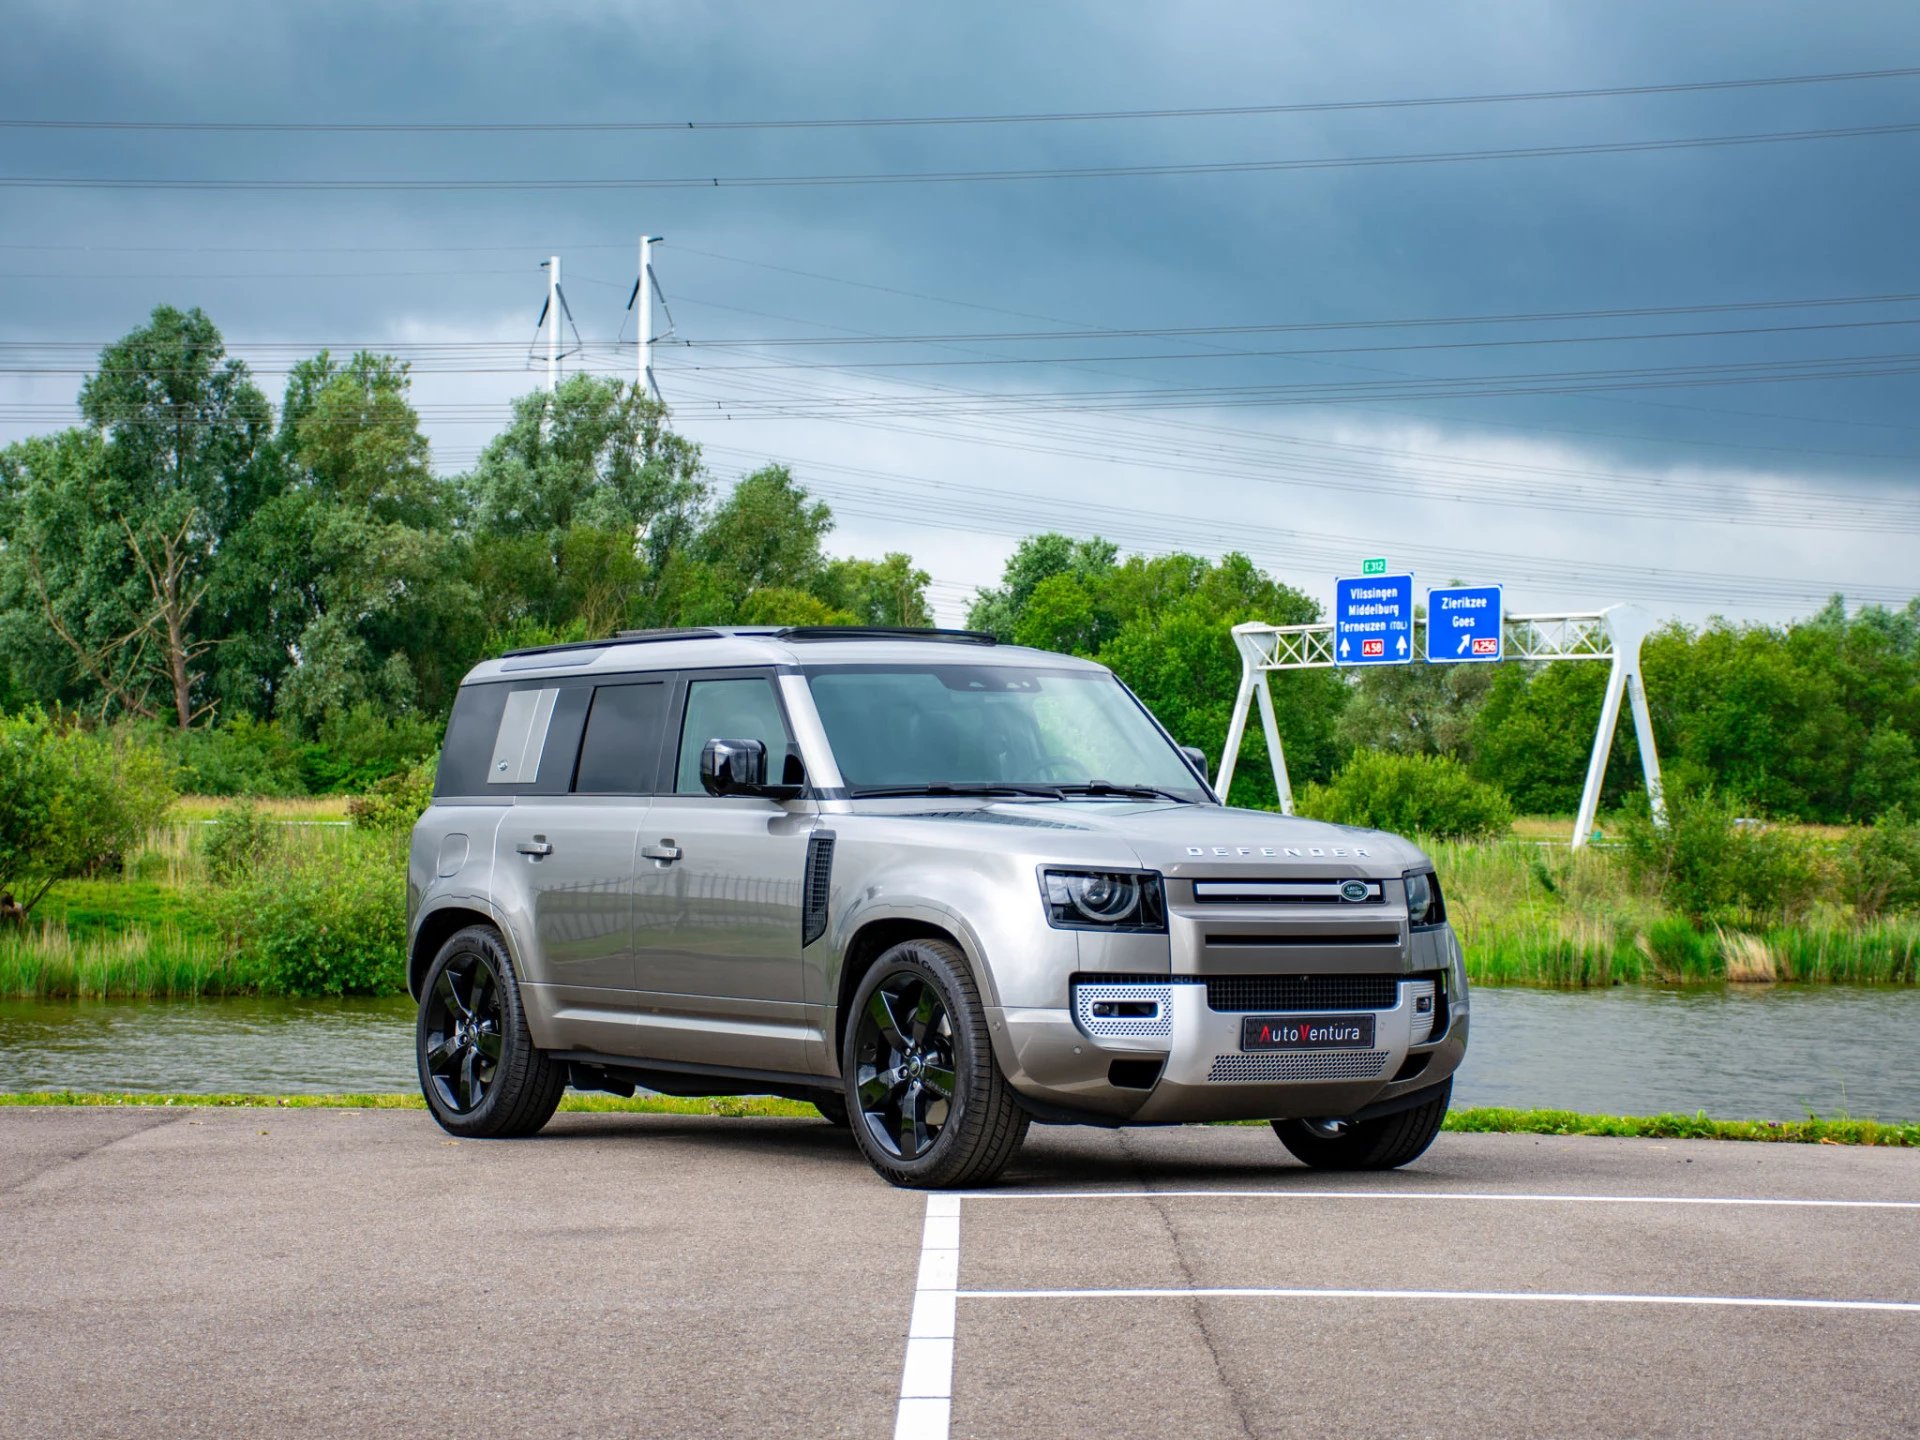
left=407, top=627, right=1468, bottom=1188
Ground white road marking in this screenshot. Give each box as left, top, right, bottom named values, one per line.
left=893, top=1194, right=961, bottom=1440
left=955, top=1188, right=1920, bottom=1210
left=959, top=1286, right=1920, bottom=1314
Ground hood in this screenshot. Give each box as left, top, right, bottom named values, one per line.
left=871, top=799, right=1428, bottom=879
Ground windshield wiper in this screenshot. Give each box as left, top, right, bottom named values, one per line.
left=1052, top=781, right=1193, bottom=803
left=849, top=782, right=1068, bottom=799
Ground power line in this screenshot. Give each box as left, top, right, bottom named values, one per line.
left=6, top=66, right=1915, bottom=132
left=664, top=316, right=1920, bottom=371
left=664, top=290, right=1920, bottom=347
left=7, top=120, right=1918, bottom=191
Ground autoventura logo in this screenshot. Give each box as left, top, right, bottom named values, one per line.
left=1256, top=1021, right=1366, bottom=1045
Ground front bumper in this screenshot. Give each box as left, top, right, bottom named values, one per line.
left=987, top=976, right=1469, bottom=1125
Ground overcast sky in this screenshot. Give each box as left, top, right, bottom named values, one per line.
left=4, top=0, right=1918, bottom=624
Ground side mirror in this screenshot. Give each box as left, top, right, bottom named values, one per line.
left=1180, top=745, right=1210, bottom=777
left=700, top=738, right=803, bottom=800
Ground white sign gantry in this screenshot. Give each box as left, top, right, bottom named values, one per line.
left=1214, top=605, right=1667, bottom=849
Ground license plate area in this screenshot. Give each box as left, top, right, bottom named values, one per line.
left=1240, top=1014, right=1375, bottom=1050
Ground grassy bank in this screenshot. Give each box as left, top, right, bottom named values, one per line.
left=4, top=1091, right=1914, bottom=1145
left=1434, top=838, right=1920, bottom=987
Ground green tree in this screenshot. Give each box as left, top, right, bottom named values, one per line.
left=1, top=308, right=273, bottom=728
left=968, top=534, right=1118, bottom=642
left=464, top=375, right=705, bottom=636
left=222, top=352, right=477, bottom=728
left=675, top=465, right=834, bottom=623
left=815, top=553, right=932, bottom=627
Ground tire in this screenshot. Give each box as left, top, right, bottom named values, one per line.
left=812, top=1091, right=851, bottom=1128
left=842, top=938, right=1029, bottom=1189
left=417, top=924, right=568, bottom=1139
left=1271, top=1080, right=1452, bottom=1171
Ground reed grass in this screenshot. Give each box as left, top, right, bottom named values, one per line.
left=1430, top=837, right=1920, bottom=987
left=0, top=921, right=259, bottom=999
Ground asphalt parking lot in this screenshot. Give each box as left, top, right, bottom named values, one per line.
left=2, top=1108, right=1917, bottom=1439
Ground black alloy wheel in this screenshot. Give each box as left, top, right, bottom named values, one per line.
left=422, top=951, right=505, bottom=1114
left=842, top=938, right=1029, bottom=1189
left=416, top=924, right=568, bottom=1139
left=854, top=970, right=958, bottom=1161
left=1271, top=1079, right=1453, bottom=1171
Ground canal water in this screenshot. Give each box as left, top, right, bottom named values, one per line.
left=1, top=986, right=1917, bottom=1122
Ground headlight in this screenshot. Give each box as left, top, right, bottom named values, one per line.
left=1040, top=868, right=1167, bottom=932
left=1404, top=870, right=1446, bottom=927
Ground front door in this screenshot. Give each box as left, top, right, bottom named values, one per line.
left=630, top=673, right=815, bottom=1074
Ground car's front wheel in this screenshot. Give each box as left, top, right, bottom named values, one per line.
left=843, top=938, right=1029, bottom=1189
left=417, top=924, right=567, bottom=1139
left=1271, top=1080, right=1451, bottom=1171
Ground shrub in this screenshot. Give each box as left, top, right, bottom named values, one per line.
left=1297, top=749, right=1514, bottom=840
left=1837, top=810, right=1920, bottom=921
left=0, top=713, right=176, bottom=918
left=213, top=835, right=406, bottom=996
left=200, top=802, right=280, bottom=884
left=348, top=759, right=437, bottom=834
left=1619, top=790, right=1826, bottom=925
left=157, top=716, right=308, bottom=797
left=299, top=703, right=442, bottom=794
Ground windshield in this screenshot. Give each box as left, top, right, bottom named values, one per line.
left=804, top=664, right=1209, bottom=802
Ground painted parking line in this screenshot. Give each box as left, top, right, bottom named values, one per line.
left=958, top=1286, right=1920, bottom=1314
left=956, top=1188, right=1920, bottom=1210
left=896, top=1184, right=1920, bottom=1440
left=893, top=1194, right=961, bottom=1440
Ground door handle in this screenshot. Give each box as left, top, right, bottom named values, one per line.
left=517, top=839, right=553, bottom=858
left=641, top=842, right=683, bottom=864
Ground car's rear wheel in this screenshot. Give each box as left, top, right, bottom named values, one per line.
left=1271, top=1080, right=1451, bottom=1171
left=843, top=938, right=1028, bottom=1189
left=417, top=925, right=567, bottom=1139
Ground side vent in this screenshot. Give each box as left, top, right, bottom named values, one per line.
left=801, top=832, right=836, bottom=947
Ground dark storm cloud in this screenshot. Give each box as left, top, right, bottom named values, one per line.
left=2, top=1, right=1916, bottom=618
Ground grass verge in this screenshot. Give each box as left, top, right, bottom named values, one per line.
left=2, top=1092, right=1912, bottom=1144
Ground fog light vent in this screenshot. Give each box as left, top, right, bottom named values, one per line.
left=1406, top=978, right=1438, bottom=1045
left=1073, top=981, right=1174, bottom=1038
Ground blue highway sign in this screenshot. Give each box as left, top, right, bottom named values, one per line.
left=1427, top=584, right=1504, bottom=663
left=1335, top=572, right=1414, bottom=666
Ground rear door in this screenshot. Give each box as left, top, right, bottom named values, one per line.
left=629, top=670, right=817, bottom=1073
left=495, top=677, right=670, bottom=1054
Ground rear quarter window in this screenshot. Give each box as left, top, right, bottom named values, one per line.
left=435, top=684, right=511, bottom=796
left=434, top=680, right=591, bottom=797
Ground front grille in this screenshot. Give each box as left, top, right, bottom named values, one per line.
left=1203, top=974, right=1400, bottom=1013
left=1208, top=1051, right=1390, bottom=1082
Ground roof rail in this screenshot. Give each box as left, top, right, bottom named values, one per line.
left=773, top=626, right=999, bottom=645
left=500, top=627, right=723, bottom=660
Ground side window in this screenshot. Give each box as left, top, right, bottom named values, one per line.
left=675, top=677, right=792, bottom=794
left=573, top=682, right=669, bottom=794
left=435, top=684, right=510, bottom=795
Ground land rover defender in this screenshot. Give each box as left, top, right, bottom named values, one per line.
left=407, top=626, right=1468, bottom=1188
